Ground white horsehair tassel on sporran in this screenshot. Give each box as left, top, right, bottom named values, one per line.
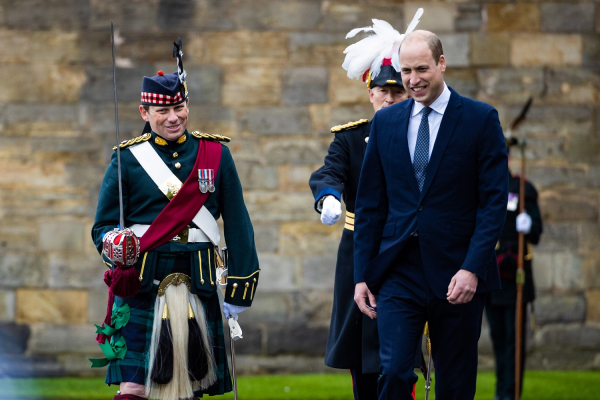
left=146, top=282, right=216, bottom=399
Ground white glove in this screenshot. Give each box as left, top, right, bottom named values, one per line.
left=222, top=302, right=247, bottom=321
left=516, top=212, right=532, bottom=234
left=321, top=196, right=342, bottom=225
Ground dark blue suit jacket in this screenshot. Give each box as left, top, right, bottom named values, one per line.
left=353, top=88, right=508, bottom=299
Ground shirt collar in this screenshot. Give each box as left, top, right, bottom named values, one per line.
left=411, top=83, right=451, bottom=117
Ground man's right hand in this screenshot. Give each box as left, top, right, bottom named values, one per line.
left=354, top=282, right=377, bottom=319
left=321, top=196, right=342, bottom=225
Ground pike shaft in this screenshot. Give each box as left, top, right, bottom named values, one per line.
left=515, top=142, right=527, bottom=400
left=111, top=22, right=125, bottom=230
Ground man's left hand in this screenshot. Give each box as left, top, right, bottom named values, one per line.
left=447, top=269, right=478, bottom=304
left=222, top=302, right=247, bottom=320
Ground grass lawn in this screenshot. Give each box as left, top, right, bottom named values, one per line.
left=0, top=371, right=599, bottom=399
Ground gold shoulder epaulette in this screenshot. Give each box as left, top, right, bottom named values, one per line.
left=112, top=132, right=151, bottom=150
left=330, top=119, right=369, bottom=133
left=191, top=131, right=231, bottom=143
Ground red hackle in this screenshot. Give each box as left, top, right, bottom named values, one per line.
left=362, top=69, right=370, bottom=83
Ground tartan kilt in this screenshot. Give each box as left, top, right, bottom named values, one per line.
left=104, top=252, right=232, bottom=397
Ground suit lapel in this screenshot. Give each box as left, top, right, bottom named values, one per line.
left=394, top=100, right=421, bottom=197
left=419, top=89, right=463, bottom=201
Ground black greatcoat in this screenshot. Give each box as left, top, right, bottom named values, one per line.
left=309, top=120, right=380, bottom=374
left=485, top=173, right=543, bottom=399
left=489, top=174, right=543, bottom=306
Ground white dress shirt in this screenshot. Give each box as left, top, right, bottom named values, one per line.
left=407, top=83, right=451, bottom=162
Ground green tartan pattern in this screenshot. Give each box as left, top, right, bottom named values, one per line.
left=104, top=252, right=232, bottom=396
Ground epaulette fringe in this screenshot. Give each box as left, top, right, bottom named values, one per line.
left=112, top=132, right=152, bottom=150
left=191, top=131, right=231, bottom=143
left=331, top=119, right=369, bottom=133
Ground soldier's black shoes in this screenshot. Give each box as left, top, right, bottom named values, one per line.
left=113, top=394, right=148, bottom=400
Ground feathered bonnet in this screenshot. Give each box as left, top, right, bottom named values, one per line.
left=342, top=8, right=424, bottom=88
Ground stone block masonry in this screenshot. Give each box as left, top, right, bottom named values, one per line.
left=0, top=0, right=599, bottom=376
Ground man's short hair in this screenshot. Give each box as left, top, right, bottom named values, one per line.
left=404, top=31, right=445, bottom=65
left=426, top=33, right=444, bottom=65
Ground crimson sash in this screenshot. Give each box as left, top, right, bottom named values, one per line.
left=139, top=139, right=222, bottom=253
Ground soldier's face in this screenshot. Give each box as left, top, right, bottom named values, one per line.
left=369, top=85, right=408, bottom=112
left=139, top=99, right=189, bottom=141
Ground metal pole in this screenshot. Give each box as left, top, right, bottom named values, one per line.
left=228, top=317, right=242, bottom=400
left=230, top=335, right=238, bottom=400
left=111, top=22, right=125, bottom=230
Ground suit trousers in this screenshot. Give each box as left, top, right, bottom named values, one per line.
left=376, top=237, right=485, bottom=400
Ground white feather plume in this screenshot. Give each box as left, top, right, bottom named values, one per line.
left=345, top=26, right=374, bottom=39
left=342, top=8, right=424, bottom=80
left=406, top=8, right=424, bottom=35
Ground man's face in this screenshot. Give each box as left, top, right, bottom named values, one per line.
left=400, top=39, right=446, bottom=107
left=139, top=99, right=189, bottom=141
left=369, top=85, right=408, bottom=112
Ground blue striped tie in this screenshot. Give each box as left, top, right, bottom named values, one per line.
left=413, top=106, right=432, bottom=192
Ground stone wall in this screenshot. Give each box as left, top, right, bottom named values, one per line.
left=0, top=0, right=599, bottom=377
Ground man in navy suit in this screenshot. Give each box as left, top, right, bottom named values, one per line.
left=353, top=30, right=508, bottom=400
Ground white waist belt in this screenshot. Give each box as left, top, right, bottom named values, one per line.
left=129, top=224, right=211, bottom=243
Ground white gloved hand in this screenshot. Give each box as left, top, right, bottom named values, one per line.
left=516, top=212, right=532, bottom=234
left=222, top=302, right=247, bottom=321
left=321, top=196, right=342, bottom=225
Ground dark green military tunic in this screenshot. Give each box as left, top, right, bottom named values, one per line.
left=92, top=130, right=259, bottom=394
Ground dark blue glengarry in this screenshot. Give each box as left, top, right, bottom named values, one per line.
left=141, top=71, right=187, bottom=106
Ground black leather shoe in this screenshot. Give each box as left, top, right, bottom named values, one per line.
left=114, top=394, right=148, bottom=400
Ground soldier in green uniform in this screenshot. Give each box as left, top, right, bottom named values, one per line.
left=486, top=139, right=543, bottom=400
left=91, top=40, right=259, bottom=400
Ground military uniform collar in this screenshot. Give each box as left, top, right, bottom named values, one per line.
left=151, top=130, right=189, bottom=149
